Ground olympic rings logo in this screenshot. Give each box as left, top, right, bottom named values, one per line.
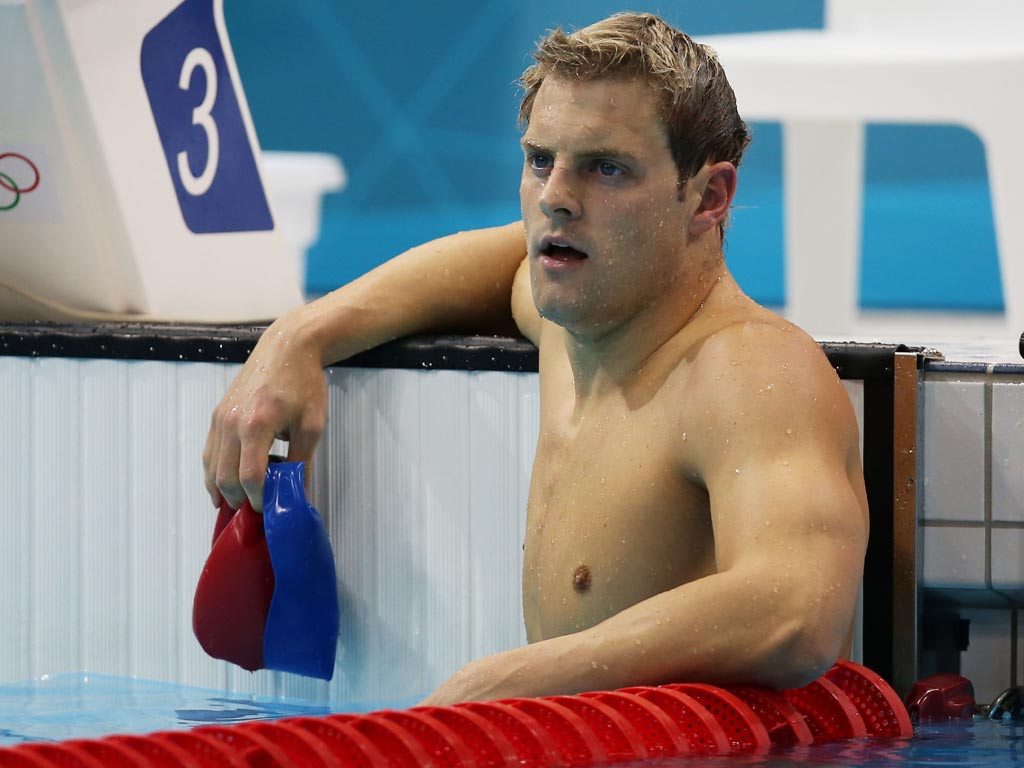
left=0, top=153, right=41, bottom=212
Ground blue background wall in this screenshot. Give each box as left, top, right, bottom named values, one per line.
left=224, top=0, right=1001, bottom=310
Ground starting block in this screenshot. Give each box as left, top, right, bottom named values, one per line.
left=0, top=0, right=304, bottom=322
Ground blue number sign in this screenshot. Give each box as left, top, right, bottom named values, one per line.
left=141, top=0, right=273, bottom=234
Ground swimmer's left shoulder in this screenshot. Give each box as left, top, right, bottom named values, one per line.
left=685, top=315, right=860, bottom=454
left=697, top=310, right=832, bottom=375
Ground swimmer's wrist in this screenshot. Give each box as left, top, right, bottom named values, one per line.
left=291, top=295, right=377, bottom=367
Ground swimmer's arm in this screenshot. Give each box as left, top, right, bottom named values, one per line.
left=302, top=221, right=529, bottom=364
left=426, top=472, right=865, bottom=702
left=423, top=328, right=868, bottom=702
left=205, top=222, right=528, bottom=509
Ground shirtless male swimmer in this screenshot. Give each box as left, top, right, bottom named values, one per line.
left=203, top=12, right=869, bottom=705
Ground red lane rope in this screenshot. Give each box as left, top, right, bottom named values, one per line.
left=0, top=660, right=912, bottom=768
left=784, top=676, right=868, bottom=742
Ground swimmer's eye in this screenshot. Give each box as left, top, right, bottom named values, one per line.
left=528, top=152, right=553, bottom=171
left=595, top=160, right=625, bottom=177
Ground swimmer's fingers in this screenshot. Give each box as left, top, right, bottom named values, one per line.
left=211, top=396, right=274, bottom=511
left=214, top=424, right=247, bottom=511
left=202, top=411, right=224, bottom=508
left=286, top=420, right=324, bottom=497
left=238, top=422, right=280, bottom=513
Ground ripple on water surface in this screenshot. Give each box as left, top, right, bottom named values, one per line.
left=0, top=672, right=368, bottom=745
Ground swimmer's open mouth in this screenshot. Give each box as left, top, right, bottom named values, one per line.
left=540, top=237, right=589, bottom=260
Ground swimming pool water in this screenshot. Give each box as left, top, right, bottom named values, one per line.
left=2, top=674, right=1023, bottom=766
left=0, top=673, right=348, bottom=746
left=618, top=721, right=1024, bottom=767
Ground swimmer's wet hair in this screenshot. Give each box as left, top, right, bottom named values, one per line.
left=519, top=12, right=751, bottom=184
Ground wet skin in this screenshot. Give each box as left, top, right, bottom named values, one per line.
left=205, top=72, right=870, bottom=705
left=501, top=74, right=868, bottom=689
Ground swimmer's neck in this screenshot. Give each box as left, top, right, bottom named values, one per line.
left=561, top=263, right=737, bottom=405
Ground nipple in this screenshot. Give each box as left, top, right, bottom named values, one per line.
left=573, top=564, right=592, bottom=593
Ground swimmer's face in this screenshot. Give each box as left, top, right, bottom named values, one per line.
left=520, top=75, right=697, bottom=334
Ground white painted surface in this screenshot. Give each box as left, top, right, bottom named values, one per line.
left=922, top=527, right=987, bottom=590
left=698, top=0, right=1024, bottom=337
left=2, top=0, right=302, bottom=320
left=922, top=381, right=986, bottom=522
left=991, top=530, right=1024, bottom=593
left=992, top=382, right=1024, bottom=524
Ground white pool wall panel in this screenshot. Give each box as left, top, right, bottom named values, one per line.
left=0, top=358, right=539, bottom=707
left=14, top=352, right=1024, bottom=700
left=919, top=367, right=1024, bottom=703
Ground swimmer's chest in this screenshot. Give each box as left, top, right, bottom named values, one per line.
left=522, top=401, right=715, bottom=640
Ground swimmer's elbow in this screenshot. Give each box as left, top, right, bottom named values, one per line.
left=766, top=630, right=841, bottom=690
left=754, top=615, right=845, bottom=690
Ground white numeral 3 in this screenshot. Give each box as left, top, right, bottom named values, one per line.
left=176, top=47, right=219, bottom=196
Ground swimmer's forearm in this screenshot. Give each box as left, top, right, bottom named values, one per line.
left=290, top=222, right=527, bottom=365
left=426, top=562, right=852, bottom=703
left=574, top=565, right=848, bottom=691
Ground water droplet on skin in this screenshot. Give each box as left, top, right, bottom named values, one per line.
left=734, top=468, right=741, bottom=475
left=785, top=428, right=793, bottom=435
left=782, top=460, right=790, bottom=467
left=682, top=433, right=687, bottom=441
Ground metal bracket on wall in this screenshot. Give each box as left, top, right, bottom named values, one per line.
left=847, top=346, right=933, bottom=698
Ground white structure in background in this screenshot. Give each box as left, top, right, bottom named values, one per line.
left=700, top=0, right=1024, bottom=341
left=261, top=151, right=346, bottom=294
left=0, top=0, right=305, bottom=322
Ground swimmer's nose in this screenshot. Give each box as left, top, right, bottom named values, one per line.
left=539, top=167, right=581, bottom=220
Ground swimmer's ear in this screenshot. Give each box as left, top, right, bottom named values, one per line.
left=685, top=161, right=737, bottom=237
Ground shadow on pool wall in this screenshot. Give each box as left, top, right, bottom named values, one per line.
left=225, top=0, right=1002, bottom=311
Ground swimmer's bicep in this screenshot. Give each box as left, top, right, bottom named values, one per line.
left=694, top=369, right=867, bottom=569
left=706, top=448, right=867, bottom=561
left=703, top=455, right=868, bottom=659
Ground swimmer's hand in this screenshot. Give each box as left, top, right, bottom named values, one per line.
left=420, top=656, right=512, bottom=706
left=203, top=313, right=327, bottom=512
left=419, top=644, right=556, bottom=706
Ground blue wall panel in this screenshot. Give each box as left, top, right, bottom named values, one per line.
left=225, top=0, right=1001, bottom=311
